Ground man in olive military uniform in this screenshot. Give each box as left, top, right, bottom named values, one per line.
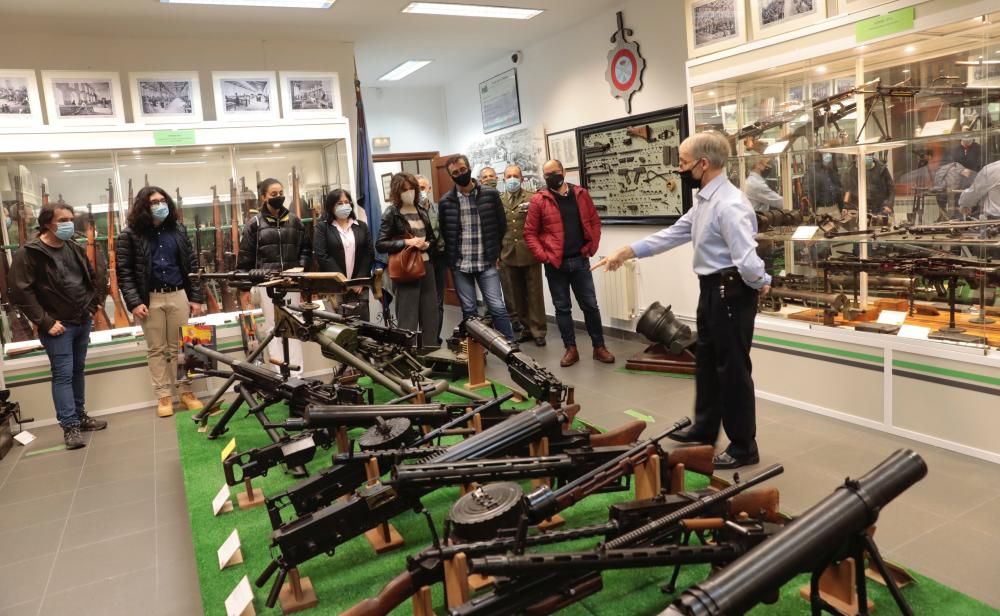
left=500, top=164, right=547, bottom=346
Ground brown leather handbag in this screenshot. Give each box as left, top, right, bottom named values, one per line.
left=388, top=234, right=426, bottom=283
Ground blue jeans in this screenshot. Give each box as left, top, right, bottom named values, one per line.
left=544, top=256, right=605, bottom=349
left=453, top=266, right=515, bottom=341
left=39, top=319, right=92, bottom=428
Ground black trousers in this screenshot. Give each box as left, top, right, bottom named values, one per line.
left=692, top=272, right=759, bottom=457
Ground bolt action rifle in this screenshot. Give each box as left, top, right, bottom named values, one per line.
left=211, top=185, right=238, bottom=311
left=255, top=403, right=576, bottom=607
left=193, top=214, right=222, bottom=314
left=227, top=179, right=249, bottom=311
left=85, top=203, right=113, bottom=331
left=2, top=175, right=35, bottom=343
left=106, top=179, right=132, bottom=328
left=174, top=187, right=184, bottom=224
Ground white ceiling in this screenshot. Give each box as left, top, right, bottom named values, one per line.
left=0, top=0, right=623, bottom=86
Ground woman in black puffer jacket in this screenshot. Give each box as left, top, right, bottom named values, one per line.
left=117, top=185, right=205, bottom=418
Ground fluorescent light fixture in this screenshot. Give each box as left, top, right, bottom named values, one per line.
left=63, top=168, right=113, bottom=174
left=240, top=156, right=287, bottom=161
left=49, top=153, right=60, bottom=158
left=815, top=66, right=827, bottom=74
left=156, top=161, right=208, bottom=166
left=956, top=59, right=1000, bottom=65
left=160, top=0, right=335, bottom=8
left=402, top=2, right=542, bottom=19
left=380, top=60, right=432, bottom=81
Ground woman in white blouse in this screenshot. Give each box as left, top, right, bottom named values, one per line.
left=313, top=188, right=373, bottom=318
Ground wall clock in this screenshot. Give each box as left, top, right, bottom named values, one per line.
left=605, top=11, right=645, bottom=114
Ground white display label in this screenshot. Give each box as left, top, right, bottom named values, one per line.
left=224, top=576, right=254, bottom=616
left=217, top=529, right=242, bottom=570
left=13, top=431, right=35, bottom=445
left=212, top=483, right=232, bottom=516
left=876, top=310, right=908, bottom=326
left=897, top=325, right=930, bottom=340
left=791, top=225, right=819, bottom=240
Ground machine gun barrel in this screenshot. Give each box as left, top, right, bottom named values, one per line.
left=194, top=269, right=370, bottom=294
left=525, top=417, right=690, bottom=522
left=463, top=318, right=567, bottom=403
left=391, top=455, right=577, bottom=489
left=663, top=449, right=926, bottom=616
left=287, top=404, right=451, bottom=429
left=471, top=543, right=747, bottom=576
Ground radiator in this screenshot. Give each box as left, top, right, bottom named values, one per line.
left=598, top=258, right=639, bottom=320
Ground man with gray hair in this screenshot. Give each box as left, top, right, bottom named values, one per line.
left=745, top=156, right=784, bottom=213
left=594, top=131, right=771, bottom=469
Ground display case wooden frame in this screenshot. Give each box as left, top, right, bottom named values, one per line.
left=576, top=105, right=691, bottom=225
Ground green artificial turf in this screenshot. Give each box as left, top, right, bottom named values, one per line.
left=176, top=377, right=999, bottom=615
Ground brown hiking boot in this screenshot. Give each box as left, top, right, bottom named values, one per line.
left=180, top=392, right=204, bottom=411
left=157, top=396, right=174, bottom=418
left=560, top=346, right=580, bottom=367
left=593, top=346, right=616, bottom=364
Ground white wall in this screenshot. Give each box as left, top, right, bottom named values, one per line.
left=363, top=86, right=449, bottom=156
left=443, top=0, right=700, bottom=324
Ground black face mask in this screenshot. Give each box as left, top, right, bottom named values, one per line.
left=452, top=170, right=472, bottom=187
left=679, top=168, right=700, bottom=193
left=545, top=173, right=565, bottom=191
left=266, top=195, right=285, bottom=210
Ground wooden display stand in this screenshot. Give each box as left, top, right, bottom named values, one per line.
left=277, top=567, right=319, bottom=615
left=412, top=586, right=434, bottom=616
left=237, top=478, right=265, bottom=510
left=363, top=457, right=405, bottom=553
left=530, top=437, right=565, bottom=530
left=335, top=426, right=350, bottom=455
left=866, top=559, right=915, bottom=589
left=625, top=343, right=696, bottom=375
left=798, top=558, right=874, bottom=615
left=444, top=552, right=472, bottom=609
left=635, top=454, right=663, bottom=500
left=464, top=338, right=490, bottom=390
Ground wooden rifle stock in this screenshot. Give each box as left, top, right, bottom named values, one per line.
left=212, top=185, right=238, bottom=312
left=175, top=187, right=184, bottom=224
left=340, top=570, right=420, bottom=616
left=728, top=486, right=781, bottom=523
left=106, top=179, right=132, bottom=328
left=587, top=420, right=646, bottom=448
left=85, top=203, right=113, bottom=331
left=291, top=166, right=302, bottom=219
left=228, top=179, right=248, bottom=311
left=665, top=444, right=715, bottom=476
left=194, top=214, right=222, bottom=314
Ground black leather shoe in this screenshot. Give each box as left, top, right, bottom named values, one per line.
left=517, top=331, right=533, bottom=343
left=666, top=426, right=713, bottom=445
left=534, top=336, right=547, bottom=347
left=712, top=450, right=760, bottom=470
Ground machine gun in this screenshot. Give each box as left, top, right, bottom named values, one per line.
left=195, top=269, right=371, bottom=297
left=461, top=318, right=568, bottom=405
left=344, top=480, right=782, bottom=616
left=449, top=463, right=783, bottom=616
left=662, top=449, right=926, bottom=616
left=262, top=394, right=515, bottom=527
left=183, top=342, right=366, bottom=440
left=256, top=403, right=574, bottom=607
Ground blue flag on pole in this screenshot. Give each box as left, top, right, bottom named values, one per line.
left=354, top=74, right=385, bottom=266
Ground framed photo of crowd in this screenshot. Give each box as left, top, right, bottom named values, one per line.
left=685, top=0, right=748, bottom=59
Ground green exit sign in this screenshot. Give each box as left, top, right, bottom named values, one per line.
left=153, top=129, right=197, bottom=147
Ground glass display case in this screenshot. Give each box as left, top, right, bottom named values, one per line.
left=0, top=132, right=351, bottom=351
left=691, top=13, right=1000, bottom=353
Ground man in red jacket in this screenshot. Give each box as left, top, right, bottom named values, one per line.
left=525, top=159, right=615, bottom=367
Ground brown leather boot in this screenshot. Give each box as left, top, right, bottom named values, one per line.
left=593, top=346, right=616, bottom=364
left=180, top=392, right=204, bottom=411
left=560, top=345, right=580, bottom=367
left=157, top=396, right=174, bottom=418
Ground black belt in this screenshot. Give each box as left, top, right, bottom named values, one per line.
left=150, top=285, right=184, bottom=293
left=698, top=267, right=738, bottom=282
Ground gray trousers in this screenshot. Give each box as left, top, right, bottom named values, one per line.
left=394, top=266, right=439, bottom=347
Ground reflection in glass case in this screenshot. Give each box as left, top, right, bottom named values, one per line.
left=0, top=137, right=349, bottom=348
left=691, top=13, right=1000, bottom=352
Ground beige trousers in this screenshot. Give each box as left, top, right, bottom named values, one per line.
left=142, top=289, right=192, bottom=398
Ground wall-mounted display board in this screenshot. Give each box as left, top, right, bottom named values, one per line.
left=479, top=68, right=521, bottom=134
left=576, top=105, right=690, bottom=225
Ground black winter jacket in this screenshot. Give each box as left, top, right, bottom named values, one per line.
left=376, top=204, right=438, bottom=255
left=236, top=206, right=311, bottom=271
left=116, top=222, right=204, bottom=312
left=314, top=218, right=374, bottom=278
left=10, top=237, right=101, bottom=332
left=437, top=182, right=506, bottom=269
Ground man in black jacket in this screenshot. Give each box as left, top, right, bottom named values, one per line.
left=237, top=177, right=311, bottom=375
left=436, top=155, right=514, bottom=341
left=11, top=203, right=108, bottom=449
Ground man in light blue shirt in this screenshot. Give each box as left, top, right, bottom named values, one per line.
left=958, top=159, right=1000, bottom=220
left=745, top=156, right=784, bottom=213
left=594, top=131, right=770, bottom=469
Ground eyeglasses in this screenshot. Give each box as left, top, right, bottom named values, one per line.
left=150, top=199, right=167, bottom=206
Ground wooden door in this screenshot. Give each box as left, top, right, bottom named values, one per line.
left=432, top=154, right=461, bottom=306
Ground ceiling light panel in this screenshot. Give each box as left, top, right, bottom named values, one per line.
left=380, top=60, right=433, bottom=81
left=402, top=2, right=543, bottom=19
left=160, top=0, right=335, bottom=8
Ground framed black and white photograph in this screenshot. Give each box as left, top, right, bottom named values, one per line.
left=0, top=69, right=44, bottom=128
left=749, top=0, right=826, bottom=40
left=279, top=71, right=341, bottom=120
left=685, top=0, right=747, bottom=59
left=836, top=0, right=896, bottom=15
left=128, top=71, right=202, bottom=125
left=211, top=71, right=279, bottom=123
left=479, top=68, right=521, bottom=134
left=967, top=60, right=1000, bottom=89
left=577, top=105, right=691, bottom=225
left=809, top=80, right=831, bottom=101
left=835, top=76, right=856, bottom=94
left=41, top=70, right=125, bottom=126
left=545, top=129, right=579, bottom=170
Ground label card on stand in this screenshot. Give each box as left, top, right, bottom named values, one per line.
left=213, top=483, right=233, bottom=516
left=224, top=575, right=255, bottom=616
left=877, top=310, right=907, bottom=325
left=221, top=438, right=237, bottom=463
left=898, top=325, right=930, bottom=340
left=218, top=529, right=244, bottom=570
left=13, top=431, right=36, bottom=446
left=792, top=225, right=819, bottom=240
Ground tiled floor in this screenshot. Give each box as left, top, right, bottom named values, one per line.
left=1, top=308, right=999, bottom=614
